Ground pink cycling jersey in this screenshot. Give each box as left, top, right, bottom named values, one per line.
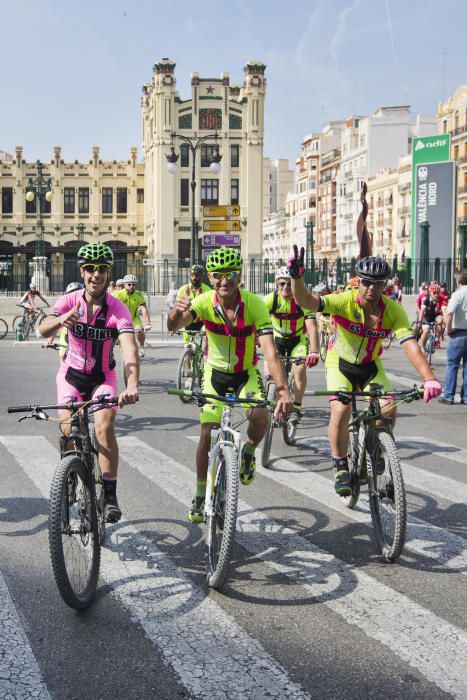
left=51, top=289, right=134, bottom=374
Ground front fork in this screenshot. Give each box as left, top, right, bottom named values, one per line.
left=205, top=424, right=240, bottom=519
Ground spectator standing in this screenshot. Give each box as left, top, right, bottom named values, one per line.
left=166, top=281, right=178, bottom=310
left=439, top=270, right=467, bottom=405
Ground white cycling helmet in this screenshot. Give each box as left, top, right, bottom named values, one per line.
left=66, top=282, right=84, bottom=294
left=123, top=274, right=137, bottom=284
left=116, top=279, right=124, bottom=286
left=313, top=282, right=327, bottom=293
left=275, top=266, right=290, bottom=281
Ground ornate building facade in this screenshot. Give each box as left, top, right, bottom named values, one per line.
left=141, top=58, right=266, bottom=263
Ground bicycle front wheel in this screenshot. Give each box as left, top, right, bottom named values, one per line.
left=261, top=382, right=276, bottom=467
left=176, top=348, right=195, bottom=402
left=21, top=314, right=31, bottom=340
left=319, top=330, right=328, bottom=362
left=282, top=372, right=297, bottom=445
left=48, top=455, right=100, bottom=609
left=340, top=426, right=363, bottom=509
left=206, top=443, right=239, bottom=590
left=426, top=334, right=434, bottom=365
left=0, top=319, right=8, bottom=340
left=89, top=423, right=105, bottom=544
left=368, top=431, right=406, bottom=562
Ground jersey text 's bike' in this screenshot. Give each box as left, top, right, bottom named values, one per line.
left=176, top=330, right=205, bottom=403
left=13, top=306, right=48, bottom=341
left=261, top=355, right=304, bottom=467
left=309, top=384, right=423, bottom=562
left=168, top=387, right=269, bottom=590
left=8, top=395, right=118, bottom=608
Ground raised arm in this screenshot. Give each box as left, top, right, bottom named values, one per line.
left=167, top=294, right=196, bottom=332
left=288, top=245, right=320, bottom=311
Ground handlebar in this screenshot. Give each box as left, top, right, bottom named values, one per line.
left=306, top=384, right=424, bottom=401
left=8, top=394, right=119, bottom=415
left=168, top=388, right=270, bottom=408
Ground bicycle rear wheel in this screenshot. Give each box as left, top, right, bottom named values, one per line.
left=21, top=314, right=30, bottom=340
left=282, top=372, right=297, bottom=445
left=89, top=423, right=105, bottom=544
left=0, top=319, right=8, bottom=340
left=368, top=431, right=406, bottom=562
left=261, top=382, right=276, bottom=467
left=206, top=443, right=238, bottom=590
left=176, top=348, right=195, bottom=402
left=48, top=455, right=100, bottom=609
left=426, top=333, right=434, bottom=365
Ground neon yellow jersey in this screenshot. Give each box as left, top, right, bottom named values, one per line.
left=190, top=289, right=273, bottom=373
left=176, top=282, right=211, bottom=301
left=113, top=289, right=146, bottom=325
left=263, top=291, right=315, bottom=338
left=321, top=289, right=415, bottom=364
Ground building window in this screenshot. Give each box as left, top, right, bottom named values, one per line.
left=64, top=188, right=75, bottom=214
left=178, top=238, right=190, bottom=262
left=180, top=144, right=189, bottom=168
left=116, top=188, right=127, bottom=214
left=26, top=195, right=35, bottom=214
left=102, top=188, right=113, bottom=214
left=200, top=179, right=218, bottom=205
left=1, top=187, right=13, bottom=214
left=137, top=188, right=144, bottom=203
left=231, top=179, right=239, bottom=205
left=443, top=120, right=448, bottom=134
left=201, top=144, right=218, bottom=168
left=42, top=197, right=51, bottom=214
left=180, top=179, right=189, bottom=206
left=78, top=187, right=89, bottom=214
left=231, top=144, right=239, bottom=167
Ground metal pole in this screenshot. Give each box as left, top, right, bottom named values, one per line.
left=310, top=221, right=315, bottom=286
left=190, top=145, right=196, bottom=266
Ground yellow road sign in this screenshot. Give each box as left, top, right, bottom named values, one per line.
left=202, top=205, right=240, bottom=218
left=202, top=220, right=241, bottom=232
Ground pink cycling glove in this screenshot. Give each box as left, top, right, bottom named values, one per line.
left=305, top=353, right=319, bottom=368
left=423, top=379, right=442, bottom=403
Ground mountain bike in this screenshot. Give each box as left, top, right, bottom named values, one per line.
left=0, top=317, right=8, bottom=339
left=317, top=315, right=332, bottom=362
left=168, top=387, right=270, bottom=590
left=176, top=330, right=205, bottom=403
left=8, top=394, right=118, bottom=608
left=308, top=384, right=422, bottom=561
left=13, top=306, right=48, bottom=341
left=423, top=321, right=440, bottom=366
left=261, top=355, right=304, bottom=467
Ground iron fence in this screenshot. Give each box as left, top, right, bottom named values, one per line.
left=0, top=255, right=463, bottom=296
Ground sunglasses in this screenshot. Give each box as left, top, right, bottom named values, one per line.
left=278, top=281, right=292, bottom=287
left=81, top=263, right=111, bottom=273
left=210, top=270, right=240, bottom=281
left=125, top=283, right=136, bottom=287
left=359, top=278, right=385, bottom=288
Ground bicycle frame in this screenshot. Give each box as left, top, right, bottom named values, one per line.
left=205, top=401, right=241, bottom=521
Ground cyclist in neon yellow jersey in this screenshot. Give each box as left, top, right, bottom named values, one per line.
left=263, top=266, right=319, bottom=425
left=176, top=264, right=210, bottom=376
left=168, top=247, right=293, bottom=523
left=113, top=274, right=151, bottom=358
left=288, top=247, right=442, bottom=496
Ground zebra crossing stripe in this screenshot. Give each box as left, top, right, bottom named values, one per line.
left=398, top=435, right=467, bottom=468
left=0, top=570, right=51, bottom=699
left=295, top=435, right=467, bottom=505
left=118, top=435, right=467, bottom=700
left=0, top=436, right=309, bottom=700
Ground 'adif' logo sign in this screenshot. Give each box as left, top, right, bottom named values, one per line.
left=414, top=138, right=448, bottom=151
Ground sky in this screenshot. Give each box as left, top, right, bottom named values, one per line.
left=1, top=0, right=466, bottom=166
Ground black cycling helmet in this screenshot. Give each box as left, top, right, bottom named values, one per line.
left=355, top=256, right=391, bottom=282
left=191, top=264, right=204, bottom=275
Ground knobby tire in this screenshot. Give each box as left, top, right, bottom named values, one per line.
left=261, top=382, right=276, bottom=467
left=177, top=348, right=196, bottom=403
left=340, top=425, right=363, bottom=509
left=283, top=372, right=297, bottom=445
left=0, top=319, right=8, bottom=340
left=206, top=443, right=238, bottom=590
left=48, top=455, right=100, bottom=609
left=368, top=431, right=406, bottom=561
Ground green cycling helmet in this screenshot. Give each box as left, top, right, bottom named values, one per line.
left=77, top=242, right=114, bottom=265
left=206, top=246, right=243, bottom=272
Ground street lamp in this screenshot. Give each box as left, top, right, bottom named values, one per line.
left=76, top=223, right=85, bottom=243
left=25, top=160, right=52, bottom=258
left=166, top=131, right=221, bottom=266
left=305, top=220, right=315, bottom=286
left=25, top=160, right=52, bottom=290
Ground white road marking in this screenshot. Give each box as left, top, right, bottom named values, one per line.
left=296, top=436, right=467, bottom=505
left=398, top=435, right=467, bottom=468
left=119, top=435, right=467, bottom=700
left=0, top=436, right=309, bottom=700
left=0, top=571, right=51, bottom=699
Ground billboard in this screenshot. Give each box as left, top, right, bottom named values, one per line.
left=411, top=134, right=452, bottom=259
left=413, top=161, right=456, bottom=259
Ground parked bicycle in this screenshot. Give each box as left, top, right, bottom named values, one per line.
left=168, top=387, right=270, bottom=590
left=13, top=305, right=48, bottom=341
left=8, top=394, right=119, bottom=609
left=176, top=330, right=205, bottom=403
left=261, top=355, right=304, bottom=467
left=308, top=384, right=423, bottom=561
left=0, top=317, right=8, bottom=340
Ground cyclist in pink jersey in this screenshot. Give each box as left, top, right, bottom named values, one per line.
left=40, top=243, right=139, bottom=522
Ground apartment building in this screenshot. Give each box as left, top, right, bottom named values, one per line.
left=263, top=157, right=293, bottom=218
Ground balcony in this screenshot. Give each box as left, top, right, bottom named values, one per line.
left=451, top=125, right=467, bottom=137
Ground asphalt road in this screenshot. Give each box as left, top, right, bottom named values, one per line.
left=0, top=336, right=466, bottom=700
